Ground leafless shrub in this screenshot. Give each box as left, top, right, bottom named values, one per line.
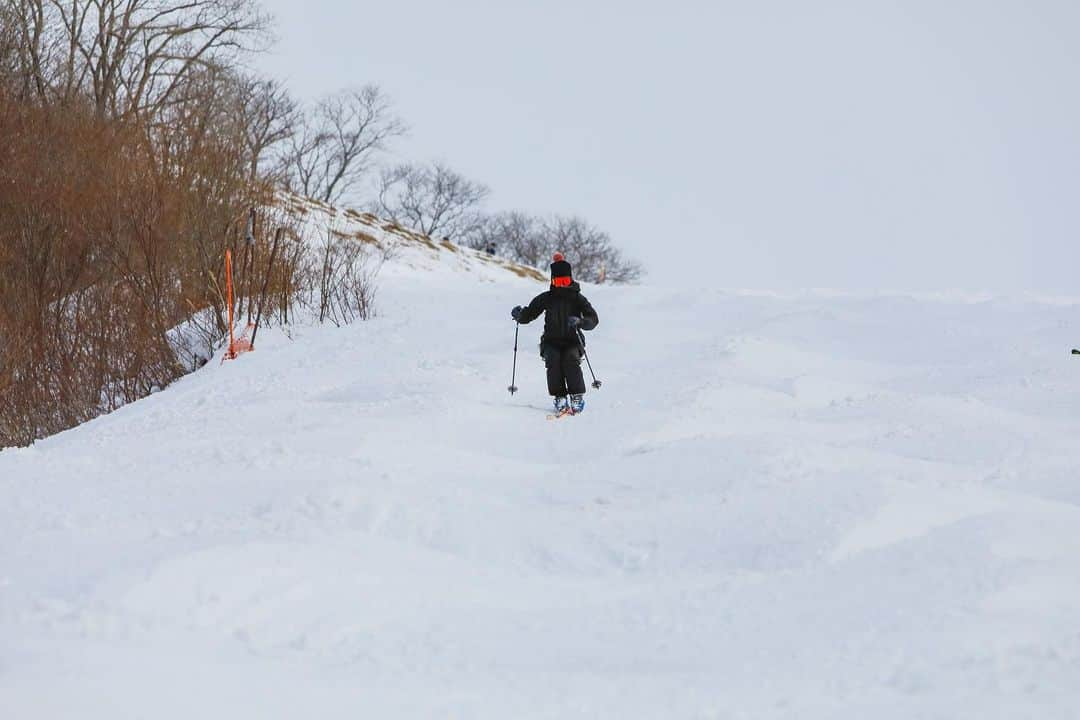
left=0, top=85, right=259, bottom=447
left=305, top=223, right=378, bottom=327
left=465, top=211, right=642, bottom=284
left=465, top=211, right=547, bottom=267
left=543, top=215, right=643, bottom=284
left=273, top=225, right=308, bottom=326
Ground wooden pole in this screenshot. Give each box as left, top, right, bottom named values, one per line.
left=249, top=228, right=283, bottom=350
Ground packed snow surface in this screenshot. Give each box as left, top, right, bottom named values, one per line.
left=3, top=240, right=1080, bottom=718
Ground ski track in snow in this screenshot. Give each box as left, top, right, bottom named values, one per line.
left=3, top=244, right=1080, bottom=718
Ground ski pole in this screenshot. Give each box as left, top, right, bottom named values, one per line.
left=578, top=329, right=602, bottom=389
left=508, top=322, right=520, bottom=395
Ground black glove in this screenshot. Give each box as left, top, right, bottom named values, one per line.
left=567, top=315, right=581, bottom=329
left=511, top=305, right=523, bottom=321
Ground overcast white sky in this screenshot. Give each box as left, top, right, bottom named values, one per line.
left=256, top=0, right=1080, bottom=291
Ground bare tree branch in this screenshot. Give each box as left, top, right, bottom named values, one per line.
left=280, top=85, right=406, bottom=206
left=542, top=215, right=643, bottom=284
left=0, top=0, right=272, bottom=117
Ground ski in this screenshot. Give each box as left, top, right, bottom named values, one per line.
left=546, top=408, right=577, bottom=420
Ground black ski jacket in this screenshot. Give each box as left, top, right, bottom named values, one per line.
left=516, top=282, right=599, bottom=347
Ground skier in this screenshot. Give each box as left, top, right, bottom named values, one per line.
left=511, top=253, right=599, bottom=414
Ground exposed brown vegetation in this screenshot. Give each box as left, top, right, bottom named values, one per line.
left=504, top=264, right=548, bottom=282
left=353, top=231, right=381, bottom=247
left=0, top=0, right=381, bottom=448
left=0, top=91, right=261, bottom=446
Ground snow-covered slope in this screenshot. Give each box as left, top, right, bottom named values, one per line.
left=3, top=236, right=1080, bottom=719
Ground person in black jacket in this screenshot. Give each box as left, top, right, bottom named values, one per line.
left=511, top=253, right=599, bottom=414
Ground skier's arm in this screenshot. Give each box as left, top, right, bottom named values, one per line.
left=515, top=293, right=547, bottom=324
left=577, top=295, right=599, bottom=331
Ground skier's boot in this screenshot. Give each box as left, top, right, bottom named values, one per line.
left=570, top=394, right=585, bottom=414
left=553, top=395, right=569, bottom=413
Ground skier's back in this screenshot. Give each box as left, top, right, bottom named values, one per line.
left=511, top=253, right=598, bottom=414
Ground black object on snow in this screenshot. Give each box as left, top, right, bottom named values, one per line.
left=513, top=282, right=599, bottom=398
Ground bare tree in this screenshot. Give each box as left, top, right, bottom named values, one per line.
left=149, top=62, right=243, bottom=187
left=465, top=211, right=546, bottom=266
left=467, top=210, right=642, bottom=284
left=374, top=161, right=489, bottom=241
left=0, top=0, right=268, bottom=116
left=542, top=215, right=643, bottom=284
left=235, top=75, right=297, bottom=182
left=1, top=0, right=59, bottom=100
left=145, top=64, right=297, bottom=193
left=0, top=5, right=15, bottom=80
left=281, top=85, right=406, bottom=206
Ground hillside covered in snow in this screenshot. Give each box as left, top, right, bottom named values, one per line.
left=3, top=233, right=1080, bottom=719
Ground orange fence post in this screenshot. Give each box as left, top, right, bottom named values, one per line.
left=225, top=249, right=236, bottom=360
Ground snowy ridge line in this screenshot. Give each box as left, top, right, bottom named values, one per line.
left=276, top=191, right=548, bottom=285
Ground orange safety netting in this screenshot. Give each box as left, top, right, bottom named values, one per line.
left=223, top=249, right=253, bottom=361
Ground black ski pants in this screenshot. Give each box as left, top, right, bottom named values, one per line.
left=542, top=342, right=586, bottom=397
